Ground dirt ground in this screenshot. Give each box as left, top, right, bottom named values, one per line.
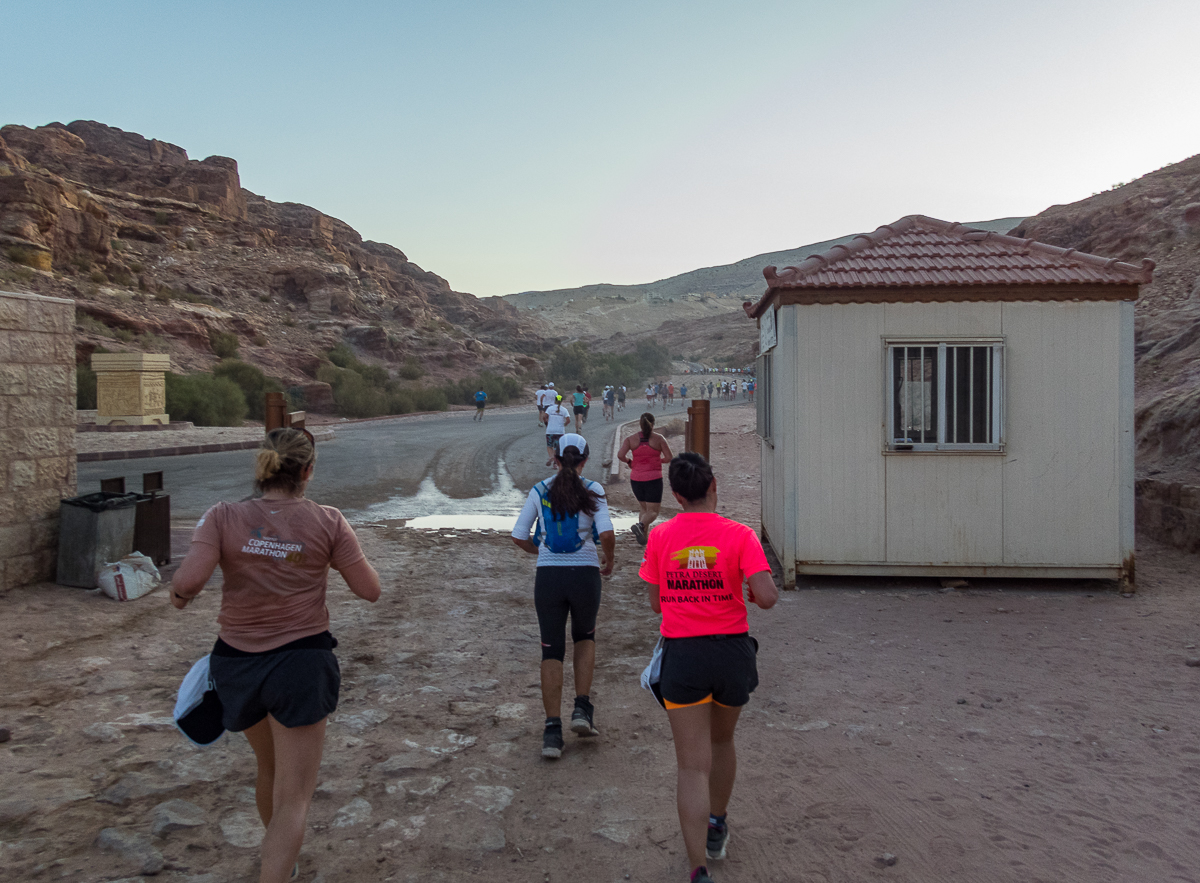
left=4, top=405, right=1200, bottom=883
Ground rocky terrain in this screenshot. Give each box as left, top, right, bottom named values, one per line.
left=0, top=121, right=549, bottom=396
left=1011, top=154, right=1200, bottom=482
left=503, top=218, right=1024, bottom=367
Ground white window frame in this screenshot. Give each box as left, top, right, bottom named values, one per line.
left=883, top=338, right=1004, bottom=453
left=756, top=352, right=773, bottom=444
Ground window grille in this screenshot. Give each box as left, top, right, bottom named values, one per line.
left=756, top=352, right=773, bottom=441
left=886, top=340, right=1003, bottom=451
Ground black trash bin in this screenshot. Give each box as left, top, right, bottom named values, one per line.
left=57, top=492, right=140, bottom=588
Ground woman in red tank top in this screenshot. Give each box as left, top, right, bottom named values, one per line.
left=617, top=412, right=673, bottom=544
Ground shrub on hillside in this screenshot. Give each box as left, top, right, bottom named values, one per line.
left=442, top=372, right=522, bottom=406
left=398, top=356, right=424, bottom=380
left=166, top=372, right=247, bottom=426
left=317, top=361, right=449, bottom=419
left=76, top=364, right=97, bottom=409
left=209, top=330, right=240, bottom=359
left=213, top=359, right=282, bottom=421
left=548, top=338, right=671, bottom=388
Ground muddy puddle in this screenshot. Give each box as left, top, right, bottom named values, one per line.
left=347, top=458, right=639, bottom=533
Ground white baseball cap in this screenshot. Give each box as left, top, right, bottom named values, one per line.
left=547, top=382, right=554, bottom=387
left=557, top=433, right=589, bottom=458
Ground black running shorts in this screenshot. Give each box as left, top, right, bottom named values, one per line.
left=534, top=566, right=602, bottom=662
left=573, top=405, right=586, bottom=415
left=630, top=478, right=663, bottom=504
left=209, top=633, right=341, bottom=731
left=658, top=633, right=758, bottom=709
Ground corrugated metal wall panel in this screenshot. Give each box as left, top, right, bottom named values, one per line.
left=1001, top=302, right=1122, bottom=565
left=885, top=455, right=1004, bottom=563
left=793, top=303, right=886, bottom=563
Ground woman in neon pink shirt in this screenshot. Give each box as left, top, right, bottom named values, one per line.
left=639, top=452, right=778, bottom=883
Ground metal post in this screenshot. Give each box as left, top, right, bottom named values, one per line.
left=688, top=399, right=710, bottom=462
left=265, top=392, right=287, bottom=431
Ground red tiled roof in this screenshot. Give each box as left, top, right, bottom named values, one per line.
left=743, top=215, right=1152, bottom=318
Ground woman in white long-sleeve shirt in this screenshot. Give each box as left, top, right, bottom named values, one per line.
left=511, top=433, right=615, bottom=759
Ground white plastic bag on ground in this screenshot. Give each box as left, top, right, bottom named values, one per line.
left=97, top=552, right=162, bottom=601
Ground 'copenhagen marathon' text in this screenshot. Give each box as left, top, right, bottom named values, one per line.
left=242, top=537, right=305, bottom=563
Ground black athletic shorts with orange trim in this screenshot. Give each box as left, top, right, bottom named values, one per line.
left=658, top=633, right=758, bottom=709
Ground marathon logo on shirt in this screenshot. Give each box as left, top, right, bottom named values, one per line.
left=662, top=546, right=734, bottom=603
left=243, top=526, right=306, bottom=564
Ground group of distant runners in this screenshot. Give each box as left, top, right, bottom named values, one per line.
left=168, top=367, right=769, bottom=883
left=470, top=376, right=754, bottom=426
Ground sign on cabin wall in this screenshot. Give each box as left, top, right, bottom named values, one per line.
left=760, top=306, right=777, bottom=354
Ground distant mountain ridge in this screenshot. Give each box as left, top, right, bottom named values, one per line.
left=503, top=217, right=1026, bottom=342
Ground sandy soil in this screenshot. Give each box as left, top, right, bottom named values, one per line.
left=5, top=405, right=1200, bottom=883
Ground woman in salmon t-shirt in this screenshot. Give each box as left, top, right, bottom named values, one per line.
left=639, top=452, right=778, bottom=883
left=171, top=428, right=381, bottom=883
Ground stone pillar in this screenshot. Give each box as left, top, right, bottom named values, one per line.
left=92, top=352, right=170, bottom=426
left=0, top=290, right=77, bottom=592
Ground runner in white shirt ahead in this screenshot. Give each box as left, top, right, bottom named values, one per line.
left=544, top=396, right=573, bottom=466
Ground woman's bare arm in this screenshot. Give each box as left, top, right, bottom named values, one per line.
left=338, top=558, right=382, bottom=602
left=512, top=537, right=539, bottom=555
left=617, top=435, right=634, bottom=465
left=170, top=542, right=221, bottom=608
left=747, top=570, right=778, bottom=609
left=656, top=434, right=674, bottom=463
left=645, top=580, right=662, bottom=614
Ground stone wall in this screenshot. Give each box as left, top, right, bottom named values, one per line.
left=1136, top=479, right=1200, bottom=554
left=0, top=290, right=77, bottom=591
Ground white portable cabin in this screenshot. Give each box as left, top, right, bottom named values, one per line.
left=744, top=216, right=1151, bottom=589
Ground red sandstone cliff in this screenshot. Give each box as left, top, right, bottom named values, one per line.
left=0, top=121, right=547, bottom=391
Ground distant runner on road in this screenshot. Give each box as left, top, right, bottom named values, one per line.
left=544, top=395, right=572, bottom=466
left=572, top=386, right=587, bottom=433
left=617, top=385, right=626, bottom=411
left=473, top=388, right=488, bottom=420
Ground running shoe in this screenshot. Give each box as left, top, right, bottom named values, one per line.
left=570, top=697, right=599, bottom=737
left=690, top=867, right=715, bottom=883
left=706, top=817, right=729, bottom=860
left=638, top=523, right=650, bottom=546
left=630, top=522, right=645, bottom=543
left=542, top=720, right=564, bottom=759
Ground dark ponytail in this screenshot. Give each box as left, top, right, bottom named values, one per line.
left=639, top=411, right=655, bottom=442
left=668, top=452, right=714, bottom=502
left=548, top=445, right=599, bottom=518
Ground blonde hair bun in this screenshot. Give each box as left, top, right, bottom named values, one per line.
left=255, top=448, right=283, bottom=483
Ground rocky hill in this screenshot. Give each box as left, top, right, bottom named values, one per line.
left=1011, top=153, right=1200, bottom=482
left=0, top=121, right=546, bottom=399
left=518, top=217, right=1023, bottom=367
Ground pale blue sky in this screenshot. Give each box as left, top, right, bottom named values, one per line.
left=5, top=0, right=1198, bottom=295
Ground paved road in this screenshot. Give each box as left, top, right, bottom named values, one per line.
left=77, top=399, right=740, bottom=525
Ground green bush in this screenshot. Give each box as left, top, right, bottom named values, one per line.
left=548, top=338, right=670, bottom=389
left=317, top=364, right=388, bottom=418
left=209, top=330, right=239, bottom=359
left=398, top=356, right=424, bottom=380
left=317, top=359, right=449, bottom=419
left=442, top=372, right=522, bottom=406
left=76, top=364, right=97, bottom=409
left=327, top=342, right=389, bottom=385
left=213, top=359, right=282, bottom=421
left=166, top=372, right=247, bottom=426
